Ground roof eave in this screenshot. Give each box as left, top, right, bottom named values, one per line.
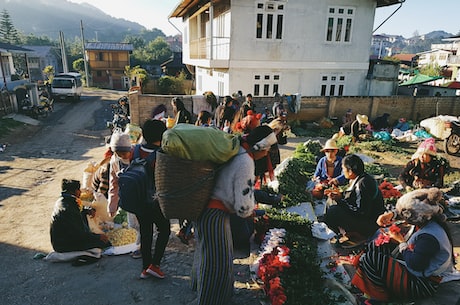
left=170, top=0, right=404, bottom=17
left=376, top=0, right=404, bottom=8
left=169, top=0, right=211, bottom=18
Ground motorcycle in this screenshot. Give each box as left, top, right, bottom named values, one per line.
left=444, top=120, right=460, bottom=155
left=36, top=96, right=54, bottom=117
left=19, top=96, right=39, bottom=119
left=107, top=102, right=130, bottom=131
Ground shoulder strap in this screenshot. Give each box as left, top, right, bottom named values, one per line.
left=133, top=144, right=141, bottom=159
left=145, top=148, right=157, bottom=164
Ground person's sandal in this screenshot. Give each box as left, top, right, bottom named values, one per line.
left=131, top=249, right=142, bottom=259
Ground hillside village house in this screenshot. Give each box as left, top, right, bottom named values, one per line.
left=84, top=42, right=134, bottom=90
left=23, top=45, right=61, bottom=82
left=0, top=42, right=37, bottom=114
left=168, top=0, right=402, bottom=97
left=430, top=35, right=460, bottom=83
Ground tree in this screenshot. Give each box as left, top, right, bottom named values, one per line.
left=72, top=58, right=85, bottom=74
left=0, top=9, right=20, bottom=44
left=420, top=63, right=443, bottom=77
left=21, top=33, right=55, bottom=46
left=124, top=65, right=148, bottom=87
left=131, top=36, right=172, bottom=67
left=43, top=65, right=55, bottom=84
left=123, top=35, right=146, bottom=49
left=146, top=37, right=172, bottom=64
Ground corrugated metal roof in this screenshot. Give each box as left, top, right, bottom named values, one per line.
left=0, top=42, right=33, bottom=53
left=84, top=42, right=134, bottom=51
left=23, top=45, right=54, bottom=57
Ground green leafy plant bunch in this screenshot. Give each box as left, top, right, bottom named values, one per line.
left=276, top=140, right=321, bottom=207
left=255, top=209, right=339, bottom=305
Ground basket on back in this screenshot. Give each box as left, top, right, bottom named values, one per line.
left=155, top=124, right=241, bottom=220
left=155, top=151, right=215, bottom=220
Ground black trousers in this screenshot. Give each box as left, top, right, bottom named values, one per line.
left=323, top=204, right=378, bottom=239
left=136, top=201, right=171, bottom=270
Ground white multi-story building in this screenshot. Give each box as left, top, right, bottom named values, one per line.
left=169, top=0, right=402, bottom=97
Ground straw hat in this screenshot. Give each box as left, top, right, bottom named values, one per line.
left=321, top=139, right=339, bottom=151
left=356, top=114, right=369, bottom=125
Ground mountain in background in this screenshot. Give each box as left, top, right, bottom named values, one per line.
left=0, top=0, right=153, bottom=42
left=422, top=30, right=453, bottom=40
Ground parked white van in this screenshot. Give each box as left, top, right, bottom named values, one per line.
left=51, top=72, right=83, bottom=101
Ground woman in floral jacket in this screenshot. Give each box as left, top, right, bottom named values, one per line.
left=399, top=138, right=445, bottom=190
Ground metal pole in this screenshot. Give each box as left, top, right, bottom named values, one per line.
left=80, top=20, right=90, bottom=87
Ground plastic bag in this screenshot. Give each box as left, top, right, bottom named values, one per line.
left=124, top=123, right=142, bottom=144
left=162, top=124, right=240, bottom=163
left=373, top=131, right=391, bottom=141
left=82, top=161, right=98, bottom=190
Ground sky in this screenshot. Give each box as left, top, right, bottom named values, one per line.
left=68, top=0, right=460, bottom=38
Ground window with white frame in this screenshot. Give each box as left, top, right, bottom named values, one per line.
left=218, top=72, right=225, bottom=96
left=256, top=1, right=286, bottom=40
left=197, top=75, right=202, bottom=92
left=326, top=7, right=354, bottom=43
left=253, top=73, right=280, bottom=96
left=320, top=74, right=345, bottom=96
left=1, top=56, right=11, bottom=77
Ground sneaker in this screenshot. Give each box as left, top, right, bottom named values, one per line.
left=140, top=269, right=151, bottom=279
left=131, top=249, right=142, bottom=259
left=145, top=264, right=165, bottom=279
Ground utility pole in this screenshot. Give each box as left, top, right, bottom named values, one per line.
left=59, top=31, right=68, bottom=73
left=80, top=20, right=90, bottom=87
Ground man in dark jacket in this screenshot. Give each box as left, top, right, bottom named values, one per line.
left=324, top=154, right=385, bottom=243
left=50, top=179, right=111, bottom=252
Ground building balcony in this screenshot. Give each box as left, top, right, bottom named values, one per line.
left=89, top=61, right=129, bottom=69
left=188, top=36, right=230, bottom=68
left=447, top=55, right=460, bottom=65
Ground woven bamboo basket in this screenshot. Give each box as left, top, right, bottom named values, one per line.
left=155, top=151, right=216, bottom=220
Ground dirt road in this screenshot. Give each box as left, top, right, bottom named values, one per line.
left=0, top=89, right=262, bottom=305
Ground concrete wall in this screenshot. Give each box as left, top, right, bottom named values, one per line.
left=182, top=0, right=384, bottom=97
left=129, top=91, right=460, bottom=127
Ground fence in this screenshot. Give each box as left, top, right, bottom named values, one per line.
left=128, top=91, right=460, bottom=127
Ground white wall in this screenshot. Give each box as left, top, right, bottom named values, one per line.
left=184, top=0, right=385, bottom=96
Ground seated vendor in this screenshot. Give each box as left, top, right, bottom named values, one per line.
left=313, top=139, right=347, bottom=186
left=399, top=138, right=459, bottom=220
left=338, top=114, right=370, bottom=142
left=50, top=179, right=111, bottom=253
left=309, top=139, right=347, bottom=199
left=323, top=154, right=385, bottom=244
left=352, top=188, right=460, bottom=303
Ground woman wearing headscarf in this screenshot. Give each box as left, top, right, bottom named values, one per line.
left=399, top=138, right=445, bottom=190
left=352, top=188, right=460, bottom=303
left=399, top=137, right=459, bottom=221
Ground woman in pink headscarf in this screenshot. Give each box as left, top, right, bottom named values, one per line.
left=399, top=138, right=445, bottom=190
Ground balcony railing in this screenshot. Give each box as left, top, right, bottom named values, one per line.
left=447, top=55, right=460, bottom=65
left=89, top=60, right=129, bottom=69
left=189, top=36, right=230, bottom=60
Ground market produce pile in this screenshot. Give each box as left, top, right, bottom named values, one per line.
left=255, top=134, right=457, bottom=305
left=106, top=227, right=137, bottom=247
